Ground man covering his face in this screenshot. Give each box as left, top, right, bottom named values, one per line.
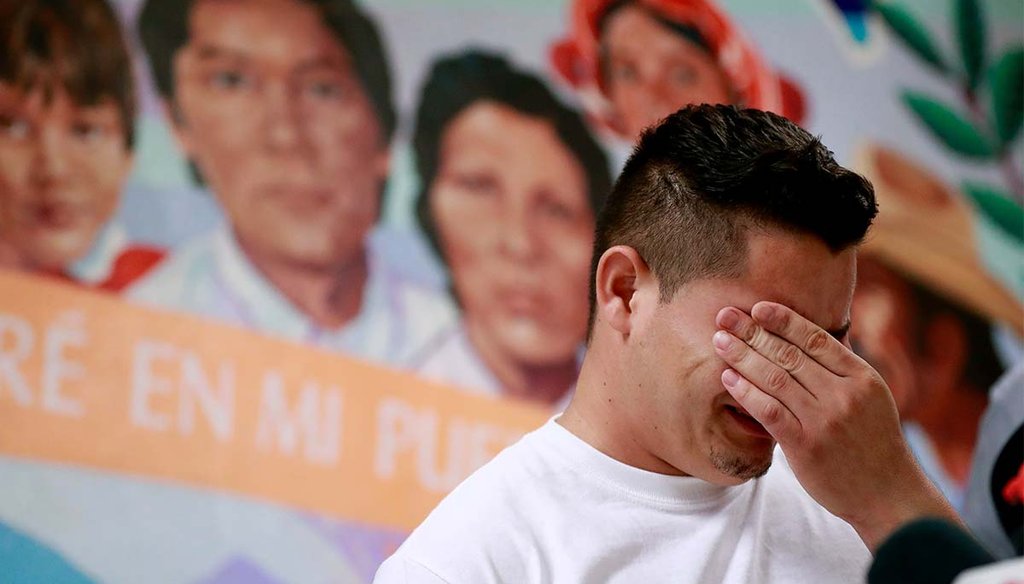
left=377, top=105, right=959, bottom=584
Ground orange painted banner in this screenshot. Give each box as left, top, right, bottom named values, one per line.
left=0, top=270, right=549, bottom=531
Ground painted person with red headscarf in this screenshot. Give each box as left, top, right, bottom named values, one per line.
left=551, top=0, right=805, bottom=142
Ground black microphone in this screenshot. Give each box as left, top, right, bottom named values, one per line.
left=868, top=518, right=996, bottom=584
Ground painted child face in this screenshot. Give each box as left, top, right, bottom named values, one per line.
left=0, top=84, right=132, bottom=271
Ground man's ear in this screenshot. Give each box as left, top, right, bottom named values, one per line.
left=594, top=245, right=652, bottom=336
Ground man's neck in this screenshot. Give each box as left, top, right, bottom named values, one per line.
left=236, top=237, right=369, bottom=330
left=559, top=352, right=688, bottom=477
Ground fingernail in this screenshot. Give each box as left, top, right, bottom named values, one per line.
left=722, top=369, right=739, bottom=387
left=718, top=308, right=739, bottom=330
left=713, top=331, right=733, bottom=350
left=754, top=303, right=776, bottom=321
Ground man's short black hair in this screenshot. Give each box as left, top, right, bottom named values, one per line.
left=412, top=49, right=612, bottom=263
left=589, top=104, right=877, bottom=332
left=1, top=0, right=136, bottom=148
left=137, top=0, right=395, bottom=142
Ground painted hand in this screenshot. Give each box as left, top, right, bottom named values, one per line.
left=712, top=301, right=957, bottom=551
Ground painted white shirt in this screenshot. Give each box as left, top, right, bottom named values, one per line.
left=68, top=222, right=131, bottom=285
left=413, top=325, right=577, bottom=410
left=414, top=325, right=507, bottom=398
left=127, top=224, right=456, bottom=366
left=376, top=418, right=871, bottom=584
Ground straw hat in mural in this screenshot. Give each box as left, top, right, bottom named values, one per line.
left=854, top=142, right=1023, bottom=335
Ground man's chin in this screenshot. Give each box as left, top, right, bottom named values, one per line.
left=709, top=446, right=774, bottom=482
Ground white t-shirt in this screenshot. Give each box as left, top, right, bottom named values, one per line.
left=376, top=418, right=871, bottom=584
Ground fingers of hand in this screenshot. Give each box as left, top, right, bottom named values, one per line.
left=716, top=307, right=816, bottom=379
left=721, top=368, right=801, bottom=444
left=712, top=329, right=816, bottom=418
left=750, top=301, right=856, bottom=376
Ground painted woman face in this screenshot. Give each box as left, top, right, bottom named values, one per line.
left=429, top=102, right=595, bottom=367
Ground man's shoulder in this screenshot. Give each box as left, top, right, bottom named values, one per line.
left=758, top=449, right=871, bottom=561
left=375, top=556, right=452, bottom=584
left=379, top=428, right=559, bottom=582
left=408, top=431, right=548, bottom=536
left=760, top=450, right=842, bottom=522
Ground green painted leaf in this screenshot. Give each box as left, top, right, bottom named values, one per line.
left=955, top=0, right=987, bottom=90
left=902, top=91, right=995, bottom=158
left=962, top=182, right=1024, bottom=243
left=874, top=1, right=947, bottom=72
left=989, top=47, right=1024, bottom=146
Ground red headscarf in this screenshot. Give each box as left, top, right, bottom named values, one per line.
left=550, top=0, right=806, bottom=136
